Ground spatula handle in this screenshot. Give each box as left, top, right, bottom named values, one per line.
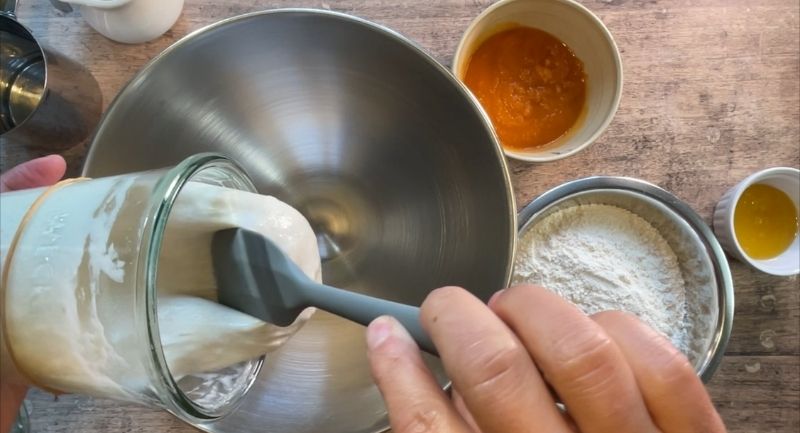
left=299, top=282, right=438, bottom=356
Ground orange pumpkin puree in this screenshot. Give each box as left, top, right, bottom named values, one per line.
left=463, top=26, right=587, bottom=150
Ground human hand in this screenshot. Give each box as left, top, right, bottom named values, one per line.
left=0, top=155, right=66, bottom=433
left=366, top=285, right=726, bottom=433
left=0, top=155, right=66, bottom=193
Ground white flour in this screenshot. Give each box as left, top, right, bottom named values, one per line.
left=512, top=204, right=689, bottom=355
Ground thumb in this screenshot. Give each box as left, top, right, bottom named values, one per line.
left=366, top=316, right=471, bottom=433
left=0, top=155, right=67, bottom=192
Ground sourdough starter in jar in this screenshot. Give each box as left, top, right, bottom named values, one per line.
left=0, top=176, right=321, bottom=402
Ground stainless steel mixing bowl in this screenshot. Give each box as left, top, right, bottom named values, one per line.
left=83, top=9, right=515, bottom=433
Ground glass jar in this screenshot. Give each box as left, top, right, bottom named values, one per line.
left=0, top=153, right=301, bottom=424
left=9, top=401, right=29, bottom=433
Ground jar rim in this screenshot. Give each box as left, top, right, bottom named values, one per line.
left=137, top=153, right=261, bottom=421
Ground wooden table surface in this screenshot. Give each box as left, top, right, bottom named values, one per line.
left=2, top=0, right=798, bottom=432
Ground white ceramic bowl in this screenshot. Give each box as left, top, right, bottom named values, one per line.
left=452, top=0, right=622, bottom=162
left=713, top=167, right=800, bottom=276
left=67, top=0, right=184, bottom=44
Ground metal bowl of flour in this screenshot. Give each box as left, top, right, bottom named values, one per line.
left=83, top=9, right=515, bottom=433
left=516, top=176, right=733, bottom=382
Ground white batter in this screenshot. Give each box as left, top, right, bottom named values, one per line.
left=0, top=177, right=321, bottom=400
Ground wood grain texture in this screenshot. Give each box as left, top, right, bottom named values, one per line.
left=2, top=0, right=799, bottom=432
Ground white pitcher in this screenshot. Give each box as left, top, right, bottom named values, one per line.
left=55, top=0, right=184, bottom=44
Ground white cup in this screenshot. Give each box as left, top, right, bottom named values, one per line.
left=60, top=0, right=184, bottom=44
left=713, top=167, right=800, bottom=276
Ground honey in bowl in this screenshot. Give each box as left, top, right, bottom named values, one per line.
left=463, top=26, right=587, bottom=151
left=734, top=183, right=799, bottom=259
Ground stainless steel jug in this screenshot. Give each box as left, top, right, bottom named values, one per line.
left=0, top=0, right=102, bottom=150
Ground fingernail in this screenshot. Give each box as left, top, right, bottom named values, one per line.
left=488, top=289, right=506, bottom=307
left=366, top=316, right=413, bottom=351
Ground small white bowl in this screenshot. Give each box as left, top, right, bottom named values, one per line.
left=713, top=167, right=800, bottom=276
left=65, top=0, right=184, bottom=44
left=452, top=0, right=623, bottom=162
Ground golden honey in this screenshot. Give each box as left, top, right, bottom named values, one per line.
left=734, top=183, right=798, bottom=259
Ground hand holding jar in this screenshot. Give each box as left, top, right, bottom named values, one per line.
left=0, top=154, right=320, bottom=432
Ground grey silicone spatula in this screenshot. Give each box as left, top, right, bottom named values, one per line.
left=211, top=228, right=437, bottom=356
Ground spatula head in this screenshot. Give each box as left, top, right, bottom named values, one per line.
left=211, top=228, right=307, bottom=327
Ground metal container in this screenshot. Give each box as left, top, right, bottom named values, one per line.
left=517, top=176, right=734, bottom=382
left=82, top=9, right=515, bottom=433
left=0, top=0, right=102, bottom=151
